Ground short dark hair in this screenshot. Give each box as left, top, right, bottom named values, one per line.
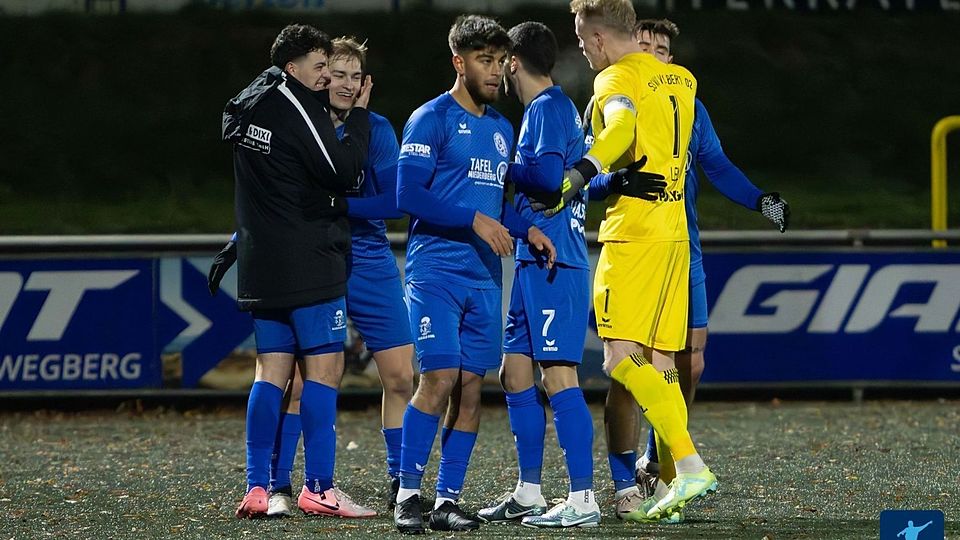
left=508, top=22, right=557, bottom=77
left=447, top=15, right=511, bottom=55
left=635, top=18, right=680, bottom=43
left=270, top=24, right=332, bottom=68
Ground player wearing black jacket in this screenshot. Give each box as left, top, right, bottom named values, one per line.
left=223, top=52, right=369, bottom=311
left=230, top=24, right=377, bottom=520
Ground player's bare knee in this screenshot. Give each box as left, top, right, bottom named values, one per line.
left=500, top=354, right=535, bottom=393
left=455, top=386, right=483, bottom=422
left=689, top=351, right=705, bottom=381
left=540, top=363, right=578, bottom=396
left=413, top=370, right=457, bottom=411
left=382, top=370, right=414, bottom=401
left=500, top=368, right=532, bottom=394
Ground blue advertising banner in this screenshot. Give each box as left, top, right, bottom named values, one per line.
left=700, top=251, right=960, bottom=383
left=2, top=249, right=958, bottom=391
left=0, top=259, right=160, bottom=390
left=156, top=257, right=252, bottom=388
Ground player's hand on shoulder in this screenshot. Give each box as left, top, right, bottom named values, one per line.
left=757, top=191, right=790, bottom=233
left=611, top=155, right=667, bottom=201
left=526, top=226, right=556, bottom=269
left=472, top=211, right=513, bottom=257
left=354, top=75, right=373, bottom=109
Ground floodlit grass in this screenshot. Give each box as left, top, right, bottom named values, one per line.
left=1, top=401, right=957, bottom=539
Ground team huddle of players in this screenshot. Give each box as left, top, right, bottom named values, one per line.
left=220, top=0, right=790, bottom=533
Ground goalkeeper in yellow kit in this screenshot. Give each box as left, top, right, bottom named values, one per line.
left=530, top=0, right=718, bottom=522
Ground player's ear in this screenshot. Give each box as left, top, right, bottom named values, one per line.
left=284, top=61, right=297, bottom=77
left=452, top=54, right=465, bottom=75
left=509, top=55, right=519, bottom=75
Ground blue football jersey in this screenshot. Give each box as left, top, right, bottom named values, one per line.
left=684, top=100, right=707, bottom=273
left=513, top=86, right=588, bottom=269
left=399, top=93, right=514, bottom=290
left=336, top=111, right=398, bottom=256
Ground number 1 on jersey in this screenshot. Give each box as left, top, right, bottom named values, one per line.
left=668, top=95, right=680, bottom=159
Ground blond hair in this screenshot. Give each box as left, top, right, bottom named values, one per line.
left=569, top=0, right=636, bottom=36
left=331, top=36, right=368, bottom=71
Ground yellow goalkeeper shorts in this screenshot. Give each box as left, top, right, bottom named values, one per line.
left=593, top=240, right=690, bottom=351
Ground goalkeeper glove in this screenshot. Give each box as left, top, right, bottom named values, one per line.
left=208, top=239, right=237, bottom=296
left=757, top=192, right=790, bottom=233
left=528, top=158, right=598, bottom=216
left=608, top=156, right=666, bottom=201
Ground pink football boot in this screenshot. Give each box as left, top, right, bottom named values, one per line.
left=298, top=485, right=377, bottom=518
left=235, top=486, right=269, bottom=519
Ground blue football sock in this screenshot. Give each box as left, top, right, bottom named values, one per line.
left=608, top=450, right=637, bottom=492
left=382, top=427, right=402, bottom=479
left=549, top=388, right=594, bottom=492
left=505, top=386, right=545, bottom=485
left=436, top=427, right=478, bottom=501
left=644, top=428, right=659, bottom=463
left=270, top=412, right=301, bottom=490
left=301, top=380, right=337, bottom=493
left=399, top=404, right=440, bottom=490
left=245, top=380, right=284, bottom=490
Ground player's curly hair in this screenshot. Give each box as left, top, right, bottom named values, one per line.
left=635, top=18, right=680, bottom=41
left=508, top=22, right=558, bottom=78
left=569, top=0, right=636, bottom=36
left=331, top=36, right=369, bottom=72
left=447, top=14, right=511, bottom=55
left=270, top=24, right=332, bottom=69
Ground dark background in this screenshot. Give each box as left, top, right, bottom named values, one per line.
left=0, top=4, right=958, bottom=233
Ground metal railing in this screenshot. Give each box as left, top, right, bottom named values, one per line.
left=931, top=116, right=960, bottom=248
left=1, top=229, right=959, bottom=256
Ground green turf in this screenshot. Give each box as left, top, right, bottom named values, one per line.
left=0, top=401, right=957, bottom=539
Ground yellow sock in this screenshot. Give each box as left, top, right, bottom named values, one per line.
left=656, top=368, right=688, bottom=484
left=610, top=354, right=696, bottom=463
left=655, top=431, right=676, bottom=484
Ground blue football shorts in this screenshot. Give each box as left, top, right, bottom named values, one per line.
left=252, top=296, right=347, bottom=356
left=406, top=280, right=502, bottom=376
left=347, top=250, right=413, bottom=353
left=503, top=262, right=590, bottom=363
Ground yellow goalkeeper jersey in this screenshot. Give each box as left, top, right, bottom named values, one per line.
left=589, top=52, right=697, bottom=243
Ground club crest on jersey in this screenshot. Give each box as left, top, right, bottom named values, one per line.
left=493, top=132, right=508, bottom=158
left=496, top=161, right=508, bottom=187
left=332, top=309, right=346, bottom=331
left=418, top=316, right=435, bottom=340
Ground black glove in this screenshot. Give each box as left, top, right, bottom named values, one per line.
left=757, top=192, right=790, bottom=233
left=609, top=156, right=667, bottom=201
left=208, top=239, right=237, bottom=296
left=529, top=158, right=599, bottom=216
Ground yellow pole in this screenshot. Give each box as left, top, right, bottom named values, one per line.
left=931, top=116, right=960, bottom=248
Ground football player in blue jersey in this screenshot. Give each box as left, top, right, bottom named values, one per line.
left=475, top=21, right=601, bottom=529
left=261, top=36, right=415, bottom=518
left=391, top=15, right=556, bottom=534
left=586, top=18, right=791, bottom=522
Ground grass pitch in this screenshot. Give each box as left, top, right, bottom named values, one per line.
left=1, top=400, right=957, bottom=539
